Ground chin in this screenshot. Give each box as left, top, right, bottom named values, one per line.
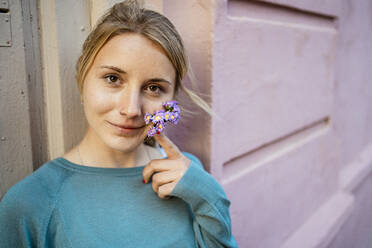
left=106, top=137, right=138, bottom=152
left=104, top=131, right=148, bottom=152
left=89, top=122, right=150, bottom=152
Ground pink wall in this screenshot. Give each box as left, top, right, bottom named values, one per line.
left=328, top=0, right=372, bottom=246
left=163, top=0, right=372, bottom=247
left=214, top=1, right=339, bottom=247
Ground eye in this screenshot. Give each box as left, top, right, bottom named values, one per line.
left=104, top=74, right=120, bottom=85
left=145, top=84, right=163, bottom=95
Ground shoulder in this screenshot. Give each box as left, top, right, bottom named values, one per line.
left=0, top=158, right=73, bottom=222
left=0, top=159, right=73, bottom=245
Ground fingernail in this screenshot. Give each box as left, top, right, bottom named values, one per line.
left=143, top=179, right=146, bottom=184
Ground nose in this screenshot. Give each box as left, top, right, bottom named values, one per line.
left=118, top=86, right=142, bottom=118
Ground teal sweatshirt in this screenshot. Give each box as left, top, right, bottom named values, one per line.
left=0, top=149, right=238, bottom=247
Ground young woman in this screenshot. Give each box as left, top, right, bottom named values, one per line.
left=0, top=1, right=238, bottom=247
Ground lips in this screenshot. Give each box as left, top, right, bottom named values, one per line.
left=107, top=121, right=145, bottom=129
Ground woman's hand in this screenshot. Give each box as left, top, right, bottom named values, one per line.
left=142, top=132, right=191, bottom=199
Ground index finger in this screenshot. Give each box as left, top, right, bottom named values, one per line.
left=153, top=132, right=183, bottom=159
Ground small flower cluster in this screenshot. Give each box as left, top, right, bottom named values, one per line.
left=144, top=100, right=181, bottom=137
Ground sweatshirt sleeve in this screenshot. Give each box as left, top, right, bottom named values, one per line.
left=170, top=152, right=238, bottom=248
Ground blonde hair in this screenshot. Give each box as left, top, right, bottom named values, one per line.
left=76, top=0, right=217, bottom=145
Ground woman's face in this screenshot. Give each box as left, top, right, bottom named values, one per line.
left=82, top=33, right=176, bottom=152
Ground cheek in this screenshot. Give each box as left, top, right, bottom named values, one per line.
left=85, top=86, right=114, bottom=114
left=143, top=100, right=167, bottom=115
left=143, top=91, right=175, bottom=114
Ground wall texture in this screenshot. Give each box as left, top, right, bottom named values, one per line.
left=213, top=0, right=341, bottom=247
left=327, top=0, right=372, bottom=247
left=213, top=0, right=372, bottom=247
left=0, top=0, right=46, bottom=197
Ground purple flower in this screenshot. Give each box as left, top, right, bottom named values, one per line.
left=163, top=100, right=179, bottom=110
left=147, top=126, right=157, bottom=137
left=144, top=113, right=153, bottom=125
left=152, top=110, right=165, bottom=124
left=168, top=111, right=180, bottom=124
left=155, top=122, right=165, bottom=132
left=163, top=111, right=172, bottom=121
left=144, top=101, right=181, bottom=137
left=174, top=114, right=180, bottom=124
left=172, top=104, right=180, bottom=114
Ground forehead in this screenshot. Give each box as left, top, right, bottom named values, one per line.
left=93, top=33, right=175, bottom=80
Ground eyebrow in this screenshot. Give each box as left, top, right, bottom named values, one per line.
left=100, top=65, right=172, bottom=85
